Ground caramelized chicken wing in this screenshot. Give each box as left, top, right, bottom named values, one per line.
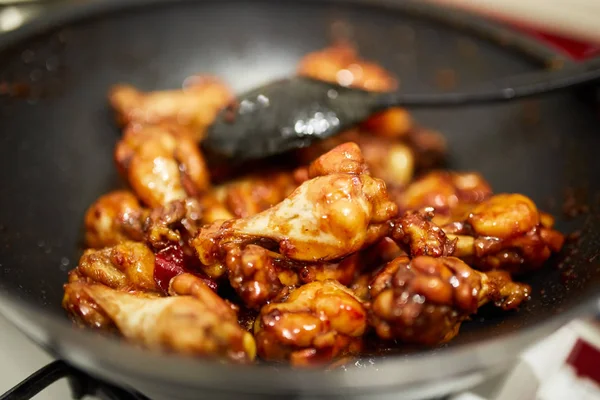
left=468, top=193, right=539, bottom=239
left=68, top=241, right=159, bottom=292
left=229, top=145, right=397, bottom=261
left=115, top=123, right=210, bottom=208
left=224, top=241, right=366, bottom=310
left=298, top=43, right=398, bottom=92
left=444, top=194, right=565, bottom=272
left=391, top=209, right=457, bottom=258
left=303, top=140, right=369, bottom=177
left=391, top=193, right=564, bottom=273
left=84, top=190, right=146, bottom=248
left=192, top=143, right=398, bottom=270
left=342, top=237, right=407, bottom=303
left=297, top=253, right=361, bottom=287
left=84, top=190, right=207, bottom=252
left=254, top=280, right=367, bottom=366
left=144, top=198, right=203, bottom=250
left=225, top=244, right=299, bottom=310
left=295, top=130, right=415, bottom=187
left=109, top=77, right=232, bottom=141
left=63, top=240, right=160, bottom=330
left=369, top=255, right=530, bottom=345
left=395, top=170, right=492, bottom=222
left=62, top=281, right=121, bottom=330
left=63, top=274, right=255, bottom=362
left=210, top=171, right=298, bottom=219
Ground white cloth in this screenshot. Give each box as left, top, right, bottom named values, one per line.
left=451, top=320, right=600, bottom=400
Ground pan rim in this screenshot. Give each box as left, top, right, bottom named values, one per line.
left=0, top=290, right=596, bottom=395
left=0, top=0, right=597, bottom=396
left=0, top=0, right=572, bottom=65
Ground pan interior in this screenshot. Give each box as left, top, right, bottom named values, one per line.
left=0, top=0, right=598, bottom=355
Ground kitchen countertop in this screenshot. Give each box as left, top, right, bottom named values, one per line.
left=0, top=315, right=70, bottom=399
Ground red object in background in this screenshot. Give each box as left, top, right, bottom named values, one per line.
left=566, top=338, right=600, bottom=384
left=508, top=23, right=600, bottom=61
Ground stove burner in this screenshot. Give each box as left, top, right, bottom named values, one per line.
left=0, top=360, right=147, bottom=400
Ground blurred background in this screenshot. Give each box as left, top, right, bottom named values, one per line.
left=1, top=0, right=598, bottom=58
left=434, top=0, right=600, bottom=44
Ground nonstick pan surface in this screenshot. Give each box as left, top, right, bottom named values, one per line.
left=0, top=0, right=599, bottom=398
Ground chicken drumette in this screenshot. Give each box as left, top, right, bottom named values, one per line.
left=443, top=193, right=565, bottom=272
left=207, top=171, right=298, bottom=220
left=115, top=123, right=210, bottom=208
left=84, top=191, right=147, bottom=249
left=394, top=170, right=492, bottom=221
left=65, top=274, right=255, bottom=363
left=392, top=176, right=564, bottom=273
left=254, top=280, right=367, bottom=366
left=192, top=143, right=398, bottom=277
left=295, top=130, right=416, bottom=188
left=67, top=241, right=160, bottom=292
left=369, top=255, right=530, bottom=345
left=109, top=76, right=232, bottom=141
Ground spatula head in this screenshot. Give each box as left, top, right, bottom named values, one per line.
left=202, top=76, right=375, bottom=161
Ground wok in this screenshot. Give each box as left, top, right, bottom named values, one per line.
left=0, top=0, right=599, bottom=399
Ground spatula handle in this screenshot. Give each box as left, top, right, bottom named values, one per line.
left=374, top=57, right=600, bottom=109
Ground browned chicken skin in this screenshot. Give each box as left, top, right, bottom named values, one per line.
left=109, top=76, right=233, bottom=141
left=295, top=129, right=417, bottom=189
left=395, top=170, right=492, bottom=220
left=225, top=244, right=299, bottom=310
left=444, top=194, right=565, bottom=272
left=254, top=280, right=367, bottom=366
left=64, top=240, right=161, bottom=330
left=144, top=198, right=203, bottom=250
left=209, top=171, right=298, bottom=219
left=225, top=242, right=371, bottom=310
left=294, top=126, right=448, bottom=191
left=192, top=143, right=397, bottom=274
left=297, top=42, right=398, bottom=93
left=84, top=191, right=206, bottom=253
left=296, top=253, right=361, bottom=287
left=84, top=190, right=147, bottom=248
left=68, top=241, right=159, bottom=292
left=63, top=282, right=119, bottom=330
left=392, top=193, right=564, bottom=273
left=115, top=123, right=210, bottom=208
left=369, top=255, right=530, bottom=345
left=391, top=209, right=456, bottom=258
left=64, top=274, right=255, bottom=363
left=355, top=134, right=415, bottom=187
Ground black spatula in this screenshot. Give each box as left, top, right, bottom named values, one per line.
left=203, top=59, right=600, bottom=161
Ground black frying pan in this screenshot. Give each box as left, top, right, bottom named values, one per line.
left=0, top=1, right=599, bottom=399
